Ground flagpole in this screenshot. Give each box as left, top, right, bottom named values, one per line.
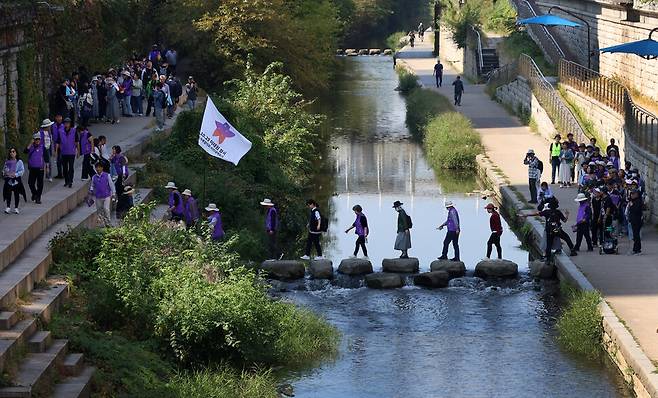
left=202, top=156, right=207, bottom=209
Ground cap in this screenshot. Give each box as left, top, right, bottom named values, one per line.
left=32, top=132, right=41, bottom=139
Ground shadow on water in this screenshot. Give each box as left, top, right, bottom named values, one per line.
left=281, top=56, right=631, bottom=398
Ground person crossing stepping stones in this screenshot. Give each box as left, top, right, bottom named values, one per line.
left=393, top=200, right=411, bottom=259
left=345, top=204, right=369, bottom=259
left=437, top=201, right=460, bottom=261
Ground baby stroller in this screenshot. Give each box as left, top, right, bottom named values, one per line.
left=599, top=226, right=618, bottom=255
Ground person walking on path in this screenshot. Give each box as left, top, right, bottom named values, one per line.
left=558, top=141, right=574, bottom=187
left=182, top=189, right=199, bottom=229
left=437, top=201, right=460, bottom=261
left=3, top=147, right=26, bottom=214
left=433, top=60, right=444, bottom=87
left=116, top=185, right=134, bottom=220
left=165, top=181, right=184, bottom=222
left=185, top=77, right=198, bottom=110
left=591, top=187, right=603, bottom=247
left=452, top=76, right=464, bottom=106
left=105, top=77, right=121, bottom=125
left=206, top=203, right=225, bottom=241
left=627, top=189, right=643, bottom=255
left=523, top=149, right=540, bottom=204
left=131, top=72, right=144, bottom=116
left=418, top=22, right=424, bottom=42
left=345, top=204, right=369, bottom=259
left=24, top=133, right=45, bottom=204
left=153, top=82, right=166, bottom=132
left=89, top=162, right=115, bottom=227
left=260, top=198, right=279, bottom=261
left=38, top=118, right=54, bottom=182
left=549, top=134, right=561, bottom=184
left=110, top=145, right=129, bottom=194
left=58, top=118, right=79, bottom=188
left=51, top=113, right=65, bottom=179
left=79, top=126, right=94, bottom=181
left=485, top=203, right=503, bottom=259
left=409, top=31, right=416, bottom=47
left=393, top=200, right=411, bottom=259
left=573, top=193, right=593, bottom=252
left=301, top=199, right=324, bottom=260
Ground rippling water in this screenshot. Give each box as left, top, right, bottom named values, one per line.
left=280, top=57, right=630, bottom=398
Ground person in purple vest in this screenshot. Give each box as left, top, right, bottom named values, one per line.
left=38, top=118, right=54, bottom=182
left=51, top=113, right=65, bottom=180
left=79, top=126, right=94, bottom=181
left=57, top=117, right=79, bottom=188
left=345, top=204, right=369, bottom=259
left=205, top=203, right=225, bottom=241
left=260, top=198, right=279, bottom=261
left=24, top=133, right=45, bottom=204
left=165, top=181, right=184, bottom=221
left=3, top=147, right=27, bottom=214
left=437, top=201, right=460, bottom=261
left=182, top=189, right=199, bottom=229
left=111, top=145, right=129, bottom=194
left=89, top=162, right=115, bottom=227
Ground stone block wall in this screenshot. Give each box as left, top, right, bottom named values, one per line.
left=625, top=137, right=658, bottom=223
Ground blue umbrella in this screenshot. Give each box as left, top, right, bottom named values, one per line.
left=517, top=15, right=581, bottom=27
left=600, top=28, right=658, bottom=60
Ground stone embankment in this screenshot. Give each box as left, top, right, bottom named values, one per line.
left=338, top=49, right=393, bottom=56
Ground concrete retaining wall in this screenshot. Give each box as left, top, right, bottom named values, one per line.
left=625, top=137, right=658, bottom=223
left=438, top=25, right=478, bottom=81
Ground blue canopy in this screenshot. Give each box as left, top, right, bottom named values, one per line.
left=517, top=15, right=581, bottom=27
left=600, top=39, right=658, bottom=59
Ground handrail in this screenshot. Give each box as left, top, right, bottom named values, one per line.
left=559, top=58, right=658, bottom=156
left=471, top=25, right=484, bottom=71
left=518, top=54, right=587, bottom=142
left=486, top=61, right=518, bottom=88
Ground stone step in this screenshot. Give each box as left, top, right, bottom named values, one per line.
left=51, top=366, right=95, bottom=398
left=0, top=312, right=18, bottom=330
left=365, top=273, right=404, bottom=289
left=429, top=260, right=466, bottom=278
left=381, top=258, right=419, bottom=273
left=337, top=258, right=373, bottom=275
left=260, top=260, right=305, bottom=280
left=19, top=278, right=69, bottom=325
left=27, top=331, right=52, bottom=354
left=0, top=319, right=38, bottom=375
left=309, top=259, right=333, bottom=279
left=61, top=353, right=84, bottom=377
left=0, top=339, right=68, bottom=398
left=474, top=259, right=519, bottom=279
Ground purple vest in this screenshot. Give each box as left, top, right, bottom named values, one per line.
left=59, top=127, right=78, bottom=155
left=27, top=144, right=45, bottom=169
left=112, top=154, right=128, bottom=177
left=4, top=159, right=17, bottom=175
left=80, top=130, right=92, bottom=155
left=51, top=123, right=64, bottom=148
left=91, top=172, right=112, bottom=199
left=446, top=207, right=460, bottom=232
left=354, top=213, right=366, bottom=236
left=577, top=202, right=591, bottom=224
left=184, top=197, right=199, bottom=225
left=209, top=213, right=225, bottom=240
left=265, top=207, right=278, bottom=231
left=168, top=191, right=184, bottom=215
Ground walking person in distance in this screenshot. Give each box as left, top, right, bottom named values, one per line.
left=393, top=200, right=411, bottom=259
left=485, top=203, right=503, bottom=259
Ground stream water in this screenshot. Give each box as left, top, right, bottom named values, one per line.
left=280, top=56, right=630, bottom=398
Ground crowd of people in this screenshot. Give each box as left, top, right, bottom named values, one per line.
left=524, top=133, right=646, bottom=257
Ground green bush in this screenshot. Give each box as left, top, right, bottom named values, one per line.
left=405, top=88, right=453, bottom=138
left=500, top=31, right=556, bottom=76
left=169, top=368, right=278, bottom=398
left=423, top=112, right=483, bottom=170
left=443, top=1, right=482, bottom=48
left=396, top=67, right=420, bottom=94
left=557, top=286, right=603, bottom=359
left=386, top=31, right=408, bottom=50
left=483, top=0, right=517, bottom=34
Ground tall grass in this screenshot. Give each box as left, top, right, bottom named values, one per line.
left=405, top=88, right=453, bottom=138
left=424, top=113, right=483, bottom=170
left=386, top=31, right=408, bottom=50
left=170, top=368, right=279, bottom=398
left=556, top=285, right=603, bottom=359
left=396, top=67, right=420, bottom=94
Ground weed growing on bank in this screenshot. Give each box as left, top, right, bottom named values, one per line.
left=424, top=113, right=483, bottom=170
left=386, top=31, right=409, bottom=50
left=405, top=89, right=453, bottom=138
left=557, top=284, right=603, bottom=359
left=396, top=67, right=420, bottom=94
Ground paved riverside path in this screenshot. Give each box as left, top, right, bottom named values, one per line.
left=397, top=39, right=658, bottom=362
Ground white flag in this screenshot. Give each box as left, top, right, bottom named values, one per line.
left=198, top=98, right=252, bottom=165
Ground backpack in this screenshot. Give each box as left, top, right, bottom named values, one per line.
left=537, top=159, right=544, bottom=174
left=406, top=214, right=413, bottom=229
left=320, top=215, right=329, bottom=232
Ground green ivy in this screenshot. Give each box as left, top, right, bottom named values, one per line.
left=17, top=45, right=46, bottom=147
left=4, top=56, right=19, bottom=149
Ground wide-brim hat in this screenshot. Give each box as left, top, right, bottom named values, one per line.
left=40, top=118, right=54, bottom=128
left=574, top=193, right=588, bottom=202
left=260, top=198, right=274, bottom=206
left=392, top=200, right=403, bottom=208
left=123, top=185, right=135, bottom=195
left=182, top=189, right=192, bottom=196
left=205, top=203, right=219, bottom=212
left=32, top=132, right=41, bottom=139
left=484, top=203, right=497, bottom=210
left=445, top=201, right=454, bottom=207
left=164, top=182, right=177, bottom=189
left=527, top=149, right=535, bottom=154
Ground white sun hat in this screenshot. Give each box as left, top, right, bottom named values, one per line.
left=40, top=118, right=54, bottom=128
left=182, top=189, right=192, bottom=196
left=260, top=198, right=274, bottom=206
left=445, top=201, right=454, bottom=207
left=205, top=203, right=219, bottom=212
left=574, top=193, right=588, bottom=202
left=164, top=182, right=177, bottom=189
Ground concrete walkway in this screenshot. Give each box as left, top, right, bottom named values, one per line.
left=398, top=40, right=658, bottom=362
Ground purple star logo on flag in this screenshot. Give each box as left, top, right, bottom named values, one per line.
left=213, top=121, right=235, bottom=144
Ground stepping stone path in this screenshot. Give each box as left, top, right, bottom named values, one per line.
left=474, top=259, right=519, bottom=279
left=430, top=260, right=466, bottom=278
left=260, top=261, right=305, bottom=280
left=338, top=258, right=373, bottom=275
left=365, top=273, right=404, bottom=289
left=529, top=260, right=555, bottom=279
left=309, top=259, right=333, bottom=279
left=414, top=271, right=450, bottom=288
left=382, top=258, right=419, bottom=273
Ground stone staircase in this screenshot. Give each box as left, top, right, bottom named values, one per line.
left=480, top=48, right=500, bottom=77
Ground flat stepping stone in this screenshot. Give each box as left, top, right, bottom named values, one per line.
left=338, top=258, right=373, bottom=275
left=429, top=260, right=466, bottom=278
left=474, top=259, right=518, bottom=279
left=529, top=260, right=555, bottom=279
left=382, top=258, right=419, bottom=273
left=414, top=271, right=449, bottom=288
left=260, top=260, right=305, bottom=280
left=365, top=273, right=404, bottom=289
left=309, top=259, right=333, bottom=279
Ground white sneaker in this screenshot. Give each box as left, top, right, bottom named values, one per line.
left=4, top=207, right=9, bottom=214
left=13, top=208, right=19, bottom=214
left=299, top=255, right=310, bottom=260
left=265, top=259, right=276, bottom=262
left=315, top=255, right=325, bottom=260
left=81, top=178, right=89, bottom=181
left=349, top=255, right=357, bottom=259
left=48, top=178, right=53, bottom=182
left=363, top=256, right=369, bottom=260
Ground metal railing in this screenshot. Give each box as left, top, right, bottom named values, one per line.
left=486, top=61, right=518, bottom=88
left=518, top=54, right=587, bottom=142
left=511, top=0, right=566, bottom=65
left=559, top=58, right=658, bottom=155
left=471, top=25, right=484, bottom=72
